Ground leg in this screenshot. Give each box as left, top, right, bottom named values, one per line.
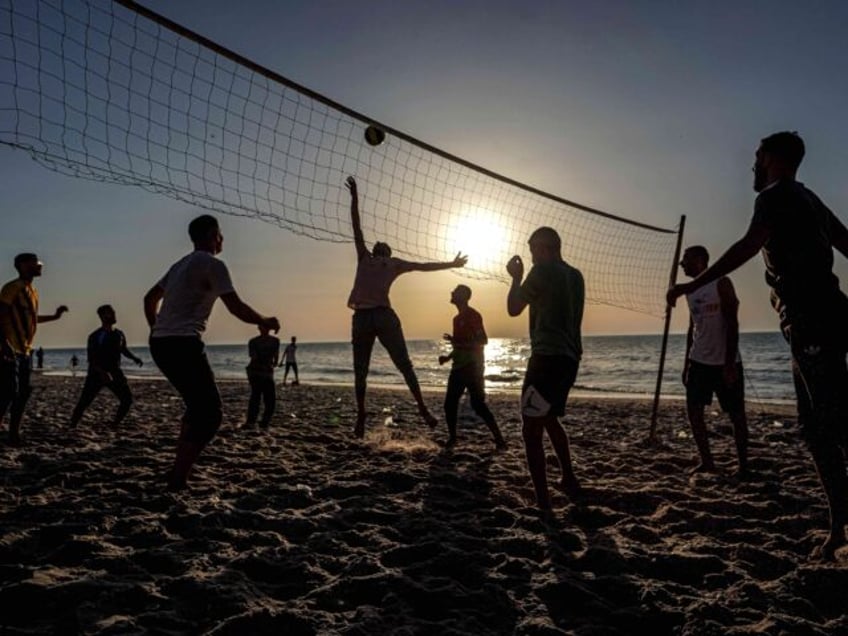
left=466, top=362, right=506, bottom=448
left=106, top=371, right=133, bottom=426
left=686, top=404, right=716, bottom=472
left=443, top=368, right=464, bottom=446
left=685, top=362, right=717, bottom=472
left=245, top=375, right=261, bottom=427
left=352, top=312, right=377, bottom=437
left=376, top=308, right=436, bottom=427
left=7, top=355, right=32, bottom=444
left=522, top=415, right=551, bottom=509
left=0, top=358, right=17, bottom=440
left=292, top=362, right=299, bottom=384
left=728, top=410, right=749, bottom=474
left=282, top=365, right=289, bottom=385
left=259, top=376, right=276, bottom=427
left=69, top=374, right=104, bottom=427
left=542, top=416, right=581, bottom=499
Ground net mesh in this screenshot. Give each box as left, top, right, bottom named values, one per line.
left=0, top=0, right=680, bottom=316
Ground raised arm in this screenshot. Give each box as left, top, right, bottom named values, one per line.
left=220, top=291, right=280, bottom=332
left=143, top=284, right=164, bottom=328
left=667, top=221, right=769, bottom=307
left=407, top=252, right=468, bottom=272
left=345, top=176, right=369, bottom=262
left=506, top=255, right=528, bottom=316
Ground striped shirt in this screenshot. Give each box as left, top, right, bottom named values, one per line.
left=0, top=279, right=39, bottom=354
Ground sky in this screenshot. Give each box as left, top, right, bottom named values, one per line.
left=3, top=0, right=848, bottom=347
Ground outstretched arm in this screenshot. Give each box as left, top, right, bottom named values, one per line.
left=143, top=285, right=164, bottom=328
left=667, top=221, right=769, bottom=307
left=37, top=305, right=68, bottom=323
left=407, top=252, right=468, bottom=272
left=220, top=291, right=280, bottom=332
left=346, top=177, right=369, bottom=262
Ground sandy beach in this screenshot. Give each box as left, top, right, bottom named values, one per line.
left=1, top=375, right=847, bottom=635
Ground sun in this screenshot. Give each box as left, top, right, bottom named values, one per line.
left=450, top=208, right=509, bottom=264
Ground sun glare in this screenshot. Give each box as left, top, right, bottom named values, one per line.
left=451, top=209, right=509, bottom=263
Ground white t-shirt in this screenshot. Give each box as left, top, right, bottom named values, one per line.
left=151, top=250, right=235, bottom=338
left=347, top=256, right=413, bottom=309
left=686, top=279, right=740, bottom=366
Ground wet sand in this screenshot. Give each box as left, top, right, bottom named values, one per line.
left=1, top=376, right=847, bottom=635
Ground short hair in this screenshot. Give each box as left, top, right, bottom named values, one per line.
left=528, top=226, right=561, bottom=250
left=372, top=241, right=392, bottom=257
left=684, top=245, right=709, bottom=263
left=13, top=253, right=38, bottom=270
left=454, top=284, right=472, bottom=301
left=96, top=304, right=114, bottom=317
left=188, top=214, right=219, bottom=243
left=760, top=131, right=805, bottom=171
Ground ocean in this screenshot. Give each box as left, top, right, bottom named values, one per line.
left=37, top=332, right=795, bottom=403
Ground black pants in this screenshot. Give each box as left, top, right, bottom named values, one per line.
left=247, top=374, right=276, bottom=426
left=444, top=360, right=500, bottom=441
left=150, top=336, right=222, bottom=445
left=70, top=369, right=133, bottom=425
left=0, top=354, right=32, bottom=435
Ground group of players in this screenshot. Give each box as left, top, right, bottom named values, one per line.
left=2, top=131, right=848, bottom=560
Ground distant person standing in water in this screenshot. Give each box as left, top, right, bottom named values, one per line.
left=245, top=325, right=280, bottom=429
left=668, top=131, right=848, bottom=560
left=345, top=176, right=467, bottom=438
left=280, top=336, right=299, bottom=386
left=69, top=304, right=143, bottom=429
left=679, top=245, right=749, bottom=475
left=439, top=284, right=506, bottom=450
left=0, top=253, right=68, bottom=445
left=70, top=354, right=79, bottom=375
left=35, top=347, right=44, bottom=369
left=507, top=227, right=585, bottom=511
left=144, top=214, right=280, bottom=491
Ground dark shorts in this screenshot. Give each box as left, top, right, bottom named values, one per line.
left=521, top=354, right=578, bottom=418
left=785, top=320, right=848, bottom=447
left=150, top=336, right=222, bottom=445
left=685, top=360, right=745, bottom=413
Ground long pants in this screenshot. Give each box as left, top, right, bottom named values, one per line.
left=70, top=369, right=133, bottom=425
left=444, top=360, right=501, bottom=441
left=246, top=374, right=276, bottom=426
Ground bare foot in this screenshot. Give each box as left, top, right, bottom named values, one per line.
left=419, top=409, right=438, bottom=428
left=557, top=477, right=583, bottom=502
left=444, top=436, right=457, bottom=448
left=353, top=413, right=366, bottom=439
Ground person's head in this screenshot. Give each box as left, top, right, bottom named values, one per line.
left=258, top=323, right=270, bottom=336
left=680, top=245, right=709, bottom=278
left=96, top=304, right=116, bottom=326
left=372, top=241, right=392, bottom=258
left=528, top=227, right=562, bottom=264
left=754, top=131, right=805, bottom=192
left=13, top=253, right=42, bottom=280
left=188, top=214, right=223, bottom=254
left=291, top=336, right=297, bottom=343
left=450, top=284, right=472, bottom=307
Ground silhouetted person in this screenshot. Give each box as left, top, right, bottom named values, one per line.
left=680, top=245, right=749, bottom=475
left=507, top=227, right=584, bottom=511
left=0, top=253, right=67, bottom=445
left=70, top=354, right=79, bottom=375
left=245, top=324, right=280, bottom=429
left=668, top=131, right=848, bottom=560
left=69, top=305, right=143, bottom=429
left=345, top=176, right=467, bottom=438
left=144, top=214, right=280, bottom=491
left=280, top=336, right=299, bottom=386
left=439, top=284, right=506, bottom=450
left=35, top=346, right=43, bottom=369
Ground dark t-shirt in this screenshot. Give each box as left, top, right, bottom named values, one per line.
left=518, top=260, right=584, bottom=360
left=87, top=328, right=128, bottom=372
left=752, top=180, right=842, bottom=316
left=451, top=306, right=487, bottom=369
left=247, top=334, right=280, bottom=377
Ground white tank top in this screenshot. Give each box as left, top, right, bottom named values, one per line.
left=686, top=279, right=740, bottom=365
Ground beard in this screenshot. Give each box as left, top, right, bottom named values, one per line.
left=753, top=163, right=768, bottom=192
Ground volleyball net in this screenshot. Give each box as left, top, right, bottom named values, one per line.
left=0, top=0, right=681, bottom=317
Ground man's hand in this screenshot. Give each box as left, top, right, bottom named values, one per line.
left=262, top=316, right=281, bottom=333
left=56, top=305, right=69, bottom=317
left=134, top=358, right=143, bottom=368
left=506, top=255, right=524, bottom=280
left=682, top=362, right=690, bottom=386
left=666, top=284, right=686, bottom=308
left=451, top=252, right=467, bottom=268
left=438, top=355, right=450, bottom=366
left=723, top=362, right=738, bottom=386
left=443, top=333, right=453, bottom=343
left=345, top=176, right=357, bottom=197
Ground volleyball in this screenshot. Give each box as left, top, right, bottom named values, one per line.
left=364, top=125, right=386, bottom=146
